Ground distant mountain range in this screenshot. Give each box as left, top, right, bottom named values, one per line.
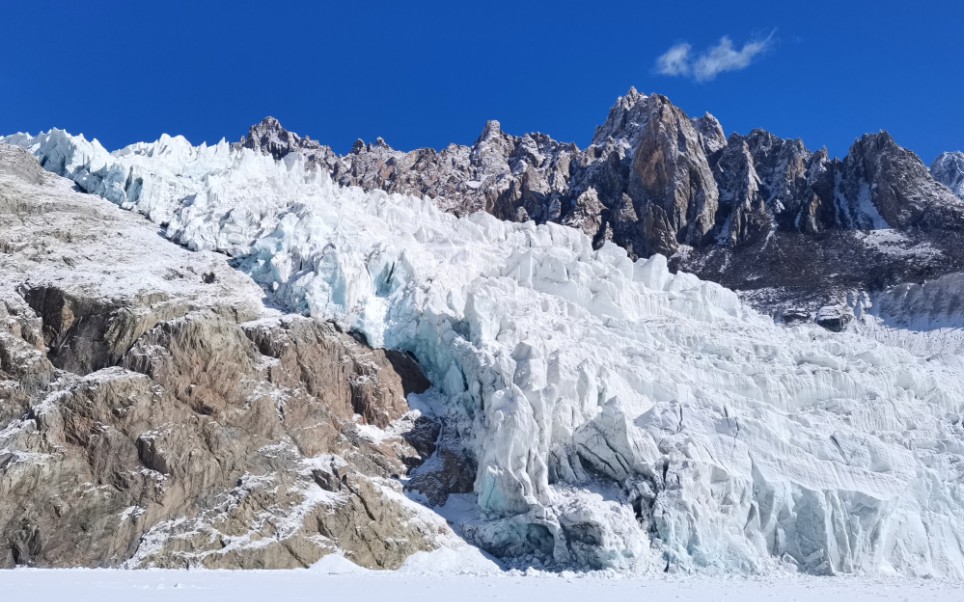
left=238, top=89, right=964, bottom=328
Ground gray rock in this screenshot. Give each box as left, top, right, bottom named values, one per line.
left=815, top=306, right=852, bottom=332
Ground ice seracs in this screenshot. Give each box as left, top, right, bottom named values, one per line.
left=6, top=129, right=964, bottom=577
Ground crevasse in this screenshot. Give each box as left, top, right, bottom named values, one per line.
left=6, top=130, right=964, bottom=577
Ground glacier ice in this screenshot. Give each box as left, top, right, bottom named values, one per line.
left=6, top=130, right=964, bottom=577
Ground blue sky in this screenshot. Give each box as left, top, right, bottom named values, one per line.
left=2, top=1, right=961, bottom=162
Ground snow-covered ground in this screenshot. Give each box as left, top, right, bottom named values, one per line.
left=1, top=567, right=961, bottom=602
left=5, top=131, right=964, bottom=577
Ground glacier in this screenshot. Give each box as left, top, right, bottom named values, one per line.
left=5, top=129, right=964, bottom=577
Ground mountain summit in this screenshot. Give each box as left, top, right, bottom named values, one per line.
left=239, top=116, right=318, bottom=160
left=235, top=92, right=964, bottom=323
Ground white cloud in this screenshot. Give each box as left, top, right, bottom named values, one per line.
left=654, top=32, right=774, bottom=82
left=693, top=36, right=770, bottom=81
left=655, top=43, right=692, bottom=77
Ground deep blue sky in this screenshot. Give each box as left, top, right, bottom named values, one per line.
left=2, top=1, right=961, bottom=162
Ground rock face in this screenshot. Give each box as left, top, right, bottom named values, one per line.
left=932, top=151, right=964, bottom=200
left=618, top=95, right=720, bottom=256
left=0, top=145, right=442, bottom=569
left=237, top=91, right=964, bottom=322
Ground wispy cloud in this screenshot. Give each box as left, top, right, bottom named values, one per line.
left=655, top=43, right=692, bottom=77
left=655, top=32, right=775, bottom=82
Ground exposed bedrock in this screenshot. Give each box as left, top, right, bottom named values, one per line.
left=0, top=292, right=439, bottom=569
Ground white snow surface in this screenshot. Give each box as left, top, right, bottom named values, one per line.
left=6, top=130, right=964, bottom=577
left=1, top=568, right=962, bottom=602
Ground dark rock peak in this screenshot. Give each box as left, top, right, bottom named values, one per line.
left=841, top=131, right=964, bottom=231
left=238, top=115, right=325, bottom=161
left=847, top=130, right=899, bottom=158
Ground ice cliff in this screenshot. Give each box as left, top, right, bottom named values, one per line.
left=6, top=130, right=964, bottom=577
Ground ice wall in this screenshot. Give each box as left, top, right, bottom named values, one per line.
left=6, top=130, right=964, bottom=577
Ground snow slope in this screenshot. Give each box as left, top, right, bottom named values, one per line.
left=6, top=130, right=964, bottom=577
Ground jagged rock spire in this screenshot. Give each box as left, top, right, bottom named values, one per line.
left=591, top=87, right=651, bottom=146
left=238, top=116, right=305, bottom=160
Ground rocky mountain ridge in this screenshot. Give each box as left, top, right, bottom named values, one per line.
left=237, top=90, right=964, bottom=326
